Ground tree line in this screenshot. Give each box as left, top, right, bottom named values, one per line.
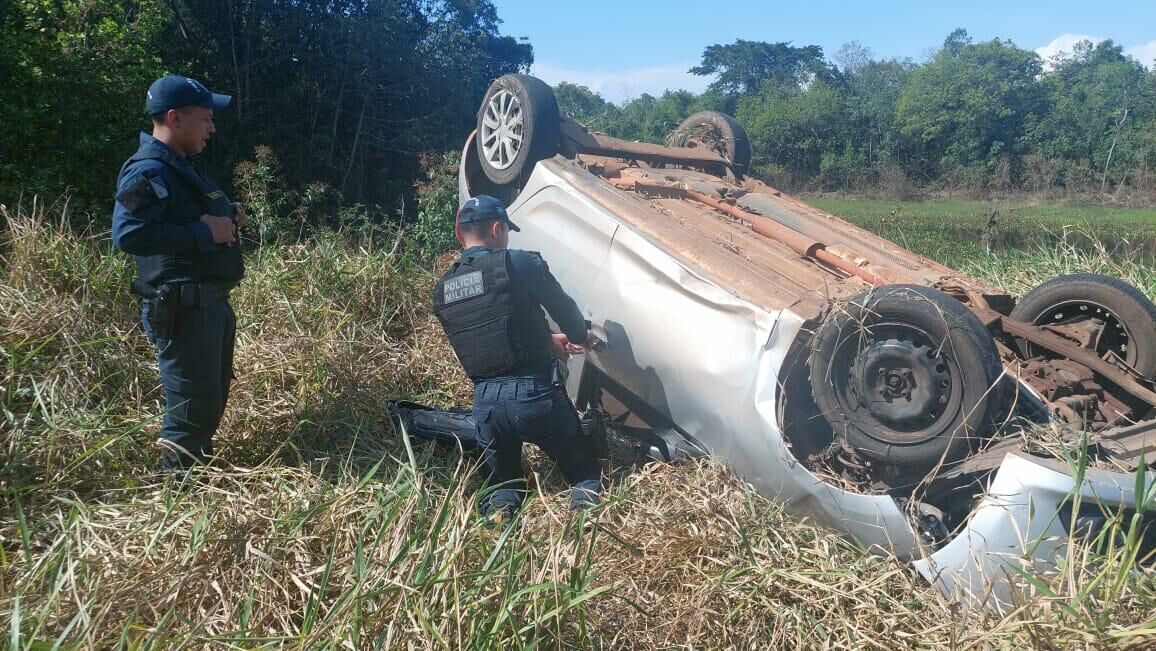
left=558, top=30, right=1156, bottom=201
left=3, top=6, right=1153, bottom=235
left=0, top=0, right=530, bottom=226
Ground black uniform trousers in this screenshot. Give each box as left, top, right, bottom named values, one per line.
left=141, top=293, right=236, bottom=467
left=472, top=374, right=601, bottom=514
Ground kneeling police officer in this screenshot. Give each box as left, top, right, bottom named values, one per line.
left=433, top=195, right=601, bottom=517
left=112, top=75, right=245, bottom=471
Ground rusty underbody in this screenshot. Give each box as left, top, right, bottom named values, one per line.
left=552, top=116, right=1156, bottom=476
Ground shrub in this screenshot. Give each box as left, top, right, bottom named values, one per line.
left=405, top=150, right=461, bottom=264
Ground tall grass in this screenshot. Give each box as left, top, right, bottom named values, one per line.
left=807, top=196, right=1156, bottom=270
left=959, top=226, right=1156, bottom=300
left=2, top=199, right=1155, bottom=649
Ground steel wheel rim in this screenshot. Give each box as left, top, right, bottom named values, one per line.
left=479, top=89, right=524, bottom=171
left=833, top=322, right=965, bottom=445
left=1028, top=299, right=1133, bottom=366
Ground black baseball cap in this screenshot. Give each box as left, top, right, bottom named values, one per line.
left=457, top=194, right=520, bottom=232
left=146, top=75, right=232, bottom=116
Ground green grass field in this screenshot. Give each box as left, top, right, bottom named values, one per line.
left=806, top=196, right=1156, bottom=269
left=3, top=198, right=1156, bottom=649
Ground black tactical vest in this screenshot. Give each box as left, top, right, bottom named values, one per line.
left=120, top=146, right=244, bottom=288
left=433, top=249, right=553, bottom=380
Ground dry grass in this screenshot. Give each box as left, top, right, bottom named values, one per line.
left=3, top=200, right=1155, bottom=649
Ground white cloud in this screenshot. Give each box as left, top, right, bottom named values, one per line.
left=1035, top=33, right=1156, bottom=70
left=1125, top=40, right=1156, bottom=68
left=1034, top=33, right=1103, bottom=69
left=529, top=62, right=714, bottom=105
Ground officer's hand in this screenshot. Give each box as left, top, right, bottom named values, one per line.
left=201, top=214, right=236, bottom=244
left=231, top=202, right=247, bottom=229
left=583, top=329, right=598, bottom=350
left=551, top=333, right=585, bottom=359
left=551, top=333, right=570, bottom=359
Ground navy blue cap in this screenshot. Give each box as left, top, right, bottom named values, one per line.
left=146, top=76, right=232, bottom=115
left=457, top=194, right=520, bottom=232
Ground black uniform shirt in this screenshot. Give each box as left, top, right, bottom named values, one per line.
left=463, top=245, right=587, bottom=345
left=112, top=133, right=242, bottom=287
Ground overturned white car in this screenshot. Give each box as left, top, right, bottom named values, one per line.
left=408, top=74, right=1156, bottom=610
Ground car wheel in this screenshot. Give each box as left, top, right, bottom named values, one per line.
left=476, top=74, right=561, bottom=186
left=666, top=110, right=752, bottom=172
left=1009, top=273, right=1156, bottom=378
left=809, top=285, right=1006, bottom=473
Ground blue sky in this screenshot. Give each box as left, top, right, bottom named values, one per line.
left=490, top=0, right=1156, bottom=104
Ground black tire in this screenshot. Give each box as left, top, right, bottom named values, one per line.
left=475, top=74, right=560, bottom=186
left=667, top=110, right=752, bottom=172
left=809, top=285, right=1006, bottom=473
left=1009, top=273, right=1156, bottom=378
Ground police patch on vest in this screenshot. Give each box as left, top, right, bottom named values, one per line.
left=442, top=270, right=484, bottom=303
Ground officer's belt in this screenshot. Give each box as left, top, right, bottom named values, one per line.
left=131, top=279, right=230, bottom=307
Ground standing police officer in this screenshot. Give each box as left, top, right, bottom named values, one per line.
left=433, top=195, right=601, bottom=518
left=113, top=75, right=245, bottom=471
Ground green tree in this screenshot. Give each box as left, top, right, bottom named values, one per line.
left=0, top=0, right=168, bottom=208
left=161, top=0, right=532, bottom=206
left=737, top=79, right=852, bottom=185
left=843, top=55, right=915, bottom=169
left=553, top=82, right=616, bottom=132
left=1033, top=40, right=1153, bottom=192
left=0, top=0, right=532, bottom=226
left=895, top=29, right=1045, bottom=184
left=690, top=39, right=839, bottom=110
left=608, top=90, right=703, bottom=143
